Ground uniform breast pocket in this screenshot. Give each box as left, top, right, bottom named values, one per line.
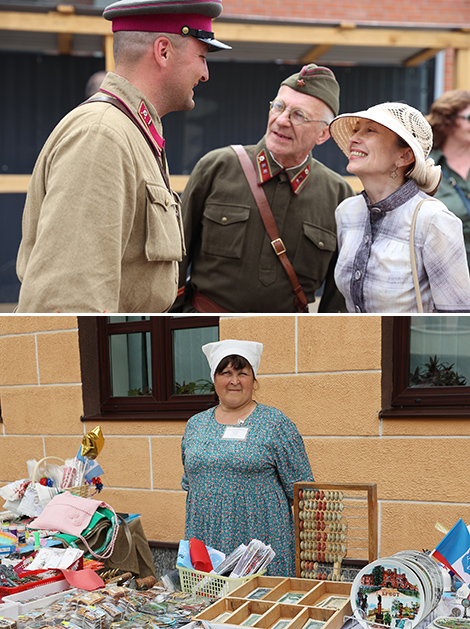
left=293, top=222, right=337, bottom=280
left=145, top=182, right=183, bottom=262
left=201, top=204, right=250, bottom=259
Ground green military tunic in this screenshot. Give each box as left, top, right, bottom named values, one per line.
left=430, top=148, right=470, bottom=268
left=175, top=138, right=354, bottom=312
left=17, top=72, right=184, bottom=313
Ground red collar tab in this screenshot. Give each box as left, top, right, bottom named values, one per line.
left=256, top=149, right=275, bottom=184
left=288, top=164, right=310, bottom=195
left=139, top=101, right=164, bottom=153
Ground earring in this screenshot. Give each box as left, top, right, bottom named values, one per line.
left=389, top=166, right=399, bottom=179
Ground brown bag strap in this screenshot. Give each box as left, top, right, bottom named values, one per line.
left=85, top=94, right=171, bottom=192
left=231, top=145, right=309, bottom=313
left=191, top=290, right=232, bottom=313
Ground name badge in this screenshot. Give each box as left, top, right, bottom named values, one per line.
left=222, top=426, right=249, bottom=441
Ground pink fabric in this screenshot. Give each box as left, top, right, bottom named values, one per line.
left=112, top=12, right=212, bottom=33
left=29, top=492, right=101, bottom=536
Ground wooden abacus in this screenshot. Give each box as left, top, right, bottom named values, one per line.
left=293, top=482, right=378, bottom=581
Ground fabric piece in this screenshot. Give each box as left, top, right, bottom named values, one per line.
left=30, top=492, right=101, bottom=536
left=334, top=185, right=470, bottom=312
left=189, top=538, right=213, bottom=572
left=181, top=403, right=314, bottom=576
left=432, top=519, right=470, bottom=585
left=103, top=517, right=156, bottom=578
left=61, top=568, right=105, bottom=591
left=173, top=136, right=354, bottom=313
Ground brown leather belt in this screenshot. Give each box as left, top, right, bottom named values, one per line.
left=191, top=291, right=232, bottom=313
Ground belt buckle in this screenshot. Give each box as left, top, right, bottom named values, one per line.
left=271, top=238, right=286, bottom=256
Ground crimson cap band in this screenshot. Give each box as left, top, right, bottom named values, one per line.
left=103, top=0, right=231, bottom=51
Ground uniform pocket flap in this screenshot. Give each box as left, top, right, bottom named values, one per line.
left=146, top=182, right=172, bottom=207
left=203, top=204, right=250, bottom=226
left=303, top=223, right=336, bottom=252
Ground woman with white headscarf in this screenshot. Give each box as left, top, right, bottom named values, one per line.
left=329, top=102, right=470, bottom=313
left=181, top=339, right=313, bottom=576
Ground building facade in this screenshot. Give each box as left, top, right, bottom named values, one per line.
left=0, top=314, right=469, bottom=564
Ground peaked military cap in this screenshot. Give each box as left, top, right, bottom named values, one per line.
left=103, top=0, right=231, bottom=52
left=281, top=64, right=340, bottom=117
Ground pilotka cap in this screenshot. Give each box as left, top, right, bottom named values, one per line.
left=103, top=0, right=231, bottom=52
left=281, top=63, right=340, bottom=117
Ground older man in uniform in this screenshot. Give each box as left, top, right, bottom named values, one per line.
left=16, top=0, right=230, bottom=313
left=172, top=64, right=355, bottom=313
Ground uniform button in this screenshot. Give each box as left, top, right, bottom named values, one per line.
left=165, top=198, right=169, bottom=206
left=318, top=241, right=324, bottom=248
left=371, top=207, right=381, bottom=213
left=355, top=270, right=361, bottom=280
left=355, top=305, right=362, bottom=312
left=364, top=235, right=370, bottom=243
left=221, top=216, right=228, bottom=223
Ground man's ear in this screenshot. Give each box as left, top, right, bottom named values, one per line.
left=315, top=125, right=331, bottom=146
left=153, top=35, right=173, bottom=68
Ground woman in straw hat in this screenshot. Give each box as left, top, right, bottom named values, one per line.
left=329, top=102, right=470, bottom=313
left=181, top=339, right=313, bottom=576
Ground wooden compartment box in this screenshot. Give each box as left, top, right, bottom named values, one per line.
left=195, top=576, right=352, bottom=629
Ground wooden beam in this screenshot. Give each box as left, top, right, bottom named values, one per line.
left=57, top=32, right=73, bottom=55
left=454, top=42, right=470, bottom=89
left=1, top=11, right=469, bottom=51
left=104, top=34, right=114, bottom=71
left=404, top=48, right=444, bottom=67
left=0, top=173, right=362, bottom=195
left=301, top=44, right=333, bottom=64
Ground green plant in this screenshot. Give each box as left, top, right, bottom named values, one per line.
left=128, top=387, right=153, bottom=396
left=175, top=379, right=215, bottom=395
left=409, top=355, right=467, bottom=387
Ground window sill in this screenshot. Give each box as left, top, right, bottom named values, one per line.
left=380, top=406, right=470, bottom=419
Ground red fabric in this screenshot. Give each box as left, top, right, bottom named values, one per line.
left=189, top=538, right=213, bottom=572
left=112, top=12, right=212, bottom=33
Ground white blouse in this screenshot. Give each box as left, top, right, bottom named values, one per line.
left=334, top=181, right=470, bottom=313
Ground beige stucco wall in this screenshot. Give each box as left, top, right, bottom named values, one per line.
left=0, top=315, right=466, bottom=565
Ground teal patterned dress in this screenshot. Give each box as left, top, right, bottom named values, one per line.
left=181, top=403, right=314, bottom=576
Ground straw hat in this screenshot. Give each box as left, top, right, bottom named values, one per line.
left=329, top=102, right=442, bottom=195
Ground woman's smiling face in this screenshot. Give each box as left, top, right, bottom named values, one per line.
left=346, top=118, right=409, bottom=179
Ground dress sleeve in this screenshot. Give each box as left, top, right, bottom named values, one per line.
left=421, top=203, right=470, bottom=312
left=269, top=410, right=314, bottom=501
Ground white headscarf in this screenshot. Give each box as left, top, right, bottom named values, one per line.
left=202, top=339, right=264, bottom=382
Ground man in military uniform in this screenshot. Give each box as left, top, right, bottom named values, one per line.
left=172, top=64, right=355, bottom=313
left=16, top=0, right=230, bottom=313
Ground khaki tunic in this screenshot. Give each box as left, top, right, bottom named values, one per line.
left=174, top=138, right=354, bottom=313
left=16, top=73, right=184, bottom=313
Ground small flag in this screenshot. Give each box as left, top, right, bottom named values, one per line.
left=432, top=518, right=470, bottom=584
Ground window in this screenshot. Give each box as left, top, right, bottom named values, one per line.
left=381, top=316, right=470, bottom=418
left=79, top=316, right=219, bottom=421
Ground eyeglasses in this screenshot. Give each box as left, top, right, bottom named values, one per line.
left=269, top=99, right=328, bottom=126
left=456, top=114, right=470, bottom=121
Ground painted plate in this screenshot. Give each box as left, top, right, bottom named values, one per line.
left=351, top=557, right=427, bottom=629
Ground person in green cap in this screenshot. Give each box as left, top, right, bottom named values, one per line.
left=172, top=63, right=355, bottom=313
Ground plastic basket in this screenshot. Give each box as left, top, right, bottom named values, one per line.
left=178, top=566, right=263, bottom=599
left=0, top=570, right=65, bottom=597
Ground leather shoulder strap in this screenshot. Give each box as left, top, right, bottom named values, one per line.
left=85, top=94, right=171, bottom=192
left=231, top=144, right=309, bottom=312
